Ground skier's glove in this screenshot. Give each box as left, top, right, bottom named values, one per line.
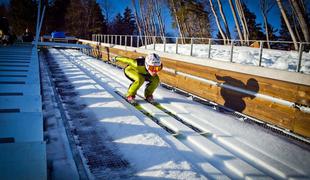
left=111, top=56, right=117, bottom=63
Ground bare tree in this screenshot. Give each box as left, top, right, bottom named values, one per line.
left=260, top=0, right=275, bottom=48
left=276, top=0, right=298, bottom=50
left=228, top=0, right=243, bottom=42
left=209, top=0, right=227, bottom=44
left=153, top=0, right=166, bottom=40
left=290, top=0, right=309, bottom=43
left=235, top=0, right=249, bottom=44
left=132, top=0, right=143, bottom=45
left=169, top=0, right=185, bottom=43
left=217, top=0, right=231, bottom=40
left=97, top=0, right=112, bottom=23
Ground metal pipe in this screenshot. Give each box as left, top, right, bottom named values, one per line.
left=125, top=35, right=127, bottom=48
left=37, top=6, right=46, bottom=44
left=230, top=40, right=234, bottom=62
left=164, top=37, right=166, bottom=53
left=130, top=36, right=133, bottom=47
left=297, top=43, right=303, bottom=72
left=190, top=38, right=193, bottom=56
left=175, top=69, right=309, bottom=113
left=35, top=0, right=41, bottom=46
left=258, top=41, right=263, bottom=66
left=153, top=36, right=156, bottom=50
left=208, top=39, right=212, bottom=59
left=176, top=37, right=178, bottom=54
left=145, top=36, right=147, bottom=49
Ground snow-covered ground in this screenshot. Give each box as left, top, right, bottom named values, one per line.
left=43, top=48, right=310, bottom=179
left=148, top=44, right=310, bottom=74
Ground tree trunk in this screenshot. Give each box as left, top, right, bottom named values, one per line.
left=263, top=15, right=270, bottom=48
left=217, top=0, right=231, bottom=40
left=209, top=0, right=227, bottom=44
left=132, top=0, right=143, bottom=44
left=170, top=0, right=185, bottom=43
left=276, top=0, right=298, bottom=50
left=228, top=0, right=243, bottom=43
left=290, top=0, right=309, bottom=42
left=235, top=0, right=249, bottom=44
left=260, top=0, right=275, bottom=49
left=153, top=0, right=166, bottom=41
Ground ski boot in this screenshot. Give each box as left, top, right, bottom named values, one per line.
left=127, top=95, right=137, bottom=105
left=145, top=95, right=156, bottom=104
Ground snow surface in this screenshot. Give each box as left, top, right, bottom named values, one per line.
left=45, top=48, right=310, bottom=179
left=148, top=44, right=310, bottom=74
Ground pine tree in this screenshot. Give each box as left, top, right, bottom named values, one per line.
left=65, top=0, right=106, bottom=39
left=8, top=0, right=37, bottom=35
left=122, top=7, right=136, bottom=35
left=242, top=2, right=265, bottom=40
left=45, top=0, right=70, bottom=33
left=279, top=15, right=291, bottom=41
left=112, top=13, right=124, bottom=35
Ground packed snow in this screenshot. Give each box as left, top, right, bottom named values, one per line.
left=147, top=43, right=310, bottom=74
left=43, top=47, right=310, bottom=179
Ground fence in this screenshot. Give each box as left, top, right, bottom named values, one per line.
left=92, top=34, right=310, bottom=74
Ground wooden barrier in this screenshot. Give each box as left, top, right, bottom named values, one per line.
left=80, top=41, right=310, bottom=138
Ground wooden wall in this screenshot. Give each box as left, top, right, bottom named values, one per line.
left=84, top=43, right=310, bottom=138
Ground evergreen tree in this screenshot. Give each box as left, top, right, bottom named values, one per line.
left=0, top=3, right=8, bottom=17
left=279, top=15, right=291, bottom=41
left=8, top=0, right=37, bottom=35
left=241, top=2, right=265, bottom=40
left=88, top=0, right=107, bottom=37
left=65, top=0, right=106, bottom=39
left=45, top=0, right=70, bottom=33
left=112, top=7, right=136, bottom=35
left=122, top=7, right=136, bottom=35
left=112, top=13, right=123, bottom=35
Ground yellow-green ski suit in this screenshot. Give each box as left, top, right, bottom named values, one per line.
left=115, top=56, right=162, bottom=97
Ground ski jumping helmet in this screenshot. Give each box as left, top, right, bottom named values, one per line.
left=145, top=53, right=161, bottom=71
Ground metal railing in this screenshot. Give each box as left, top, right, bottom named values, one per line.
left=92, top=34, right=310, bottom=74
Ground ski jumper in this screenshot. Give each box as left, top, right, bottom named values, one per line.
left=115, top=56, right=162, bottom=97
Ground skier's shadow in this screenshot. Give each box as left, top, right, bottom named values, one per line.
left=215, top=74, right=259, bottom=112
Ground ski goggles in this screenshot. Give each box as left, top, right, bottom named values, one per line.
left=147, top=65, right=161, bottom=72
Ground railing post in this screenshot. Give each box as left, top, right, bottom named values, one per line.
left=208, top=39, right=212, bottom=59
left=176, top=37, right=178, bottom=54
left=297, top=43, right=304, bottom=72
left=130, top=36, right=133, bottom=47
left=120, top=35, right=122, bottom=46
left=125, top=35, right=127, bottom=47
left=137, top=36, right=140, bottom=47
left=145, top=36, right=147, bottom=49
left=190, top=38, right=193, bottom=56
left=258, top=41, right=264, bottom=66
left=111, top=35, right=113, bottom=45
left=104, top=35, right=106, bottom=43
left=230, top=40, right=234, bottom=62
left=164, top=37, right=166, bottom=53
left=153, top=36, right=156, bottom=50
